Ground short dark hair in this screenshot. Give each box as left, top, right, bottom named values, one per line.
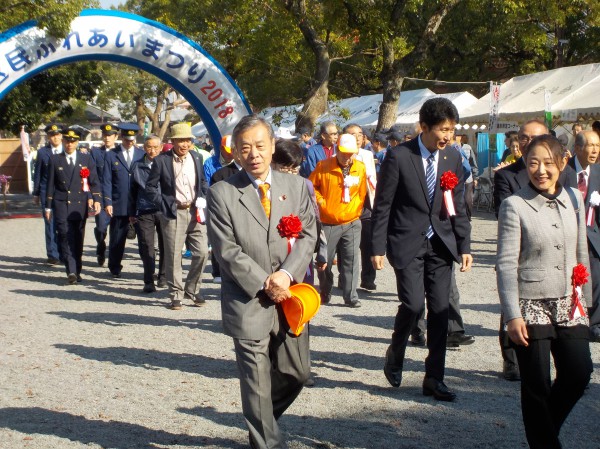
left=232, top=115, right=274, bottom=149
left=273, top=138, right=303, bottom=167
left=460, top=134, right=469, bottom=145
left=592, top=120, right=600, bottom=132
left=505, top=130, right=518, bottom=139
left=419, top=98, right=459, bottom=128
left=526, top=135, right=567, bottom=167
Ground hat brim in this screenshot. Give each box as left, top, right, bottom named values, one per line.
left=337, top=147, right=358, bottom=154
left=122, top=135, right=136, bottom=140
left=282, top=283, right=321, bottom=336
left=171, top=134, right=194, bottom=140
left=63, top=137, right=79, bottom=142
left=103, top=131, right=118, bottom=136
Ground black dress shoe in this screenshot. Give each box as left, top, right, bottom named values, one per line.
left=67, top=273, right=77, bottom=285
left=47, top=257, right=60, bottom=265
left=143, top=283, right=156, bottom=293
left=77, top=275, right=82, bottom=283
left=422, top=377, right=456, bottom=402
left=360, top=282, right=377, bottom=290
left=321, top=293, right=330, bottom=304
left=346, top=300, right=362, bottom=308
left=410, top=333, right=426, bottom=347
left=503, top=361, right=521, bottom=381
left=446, top=332, right=475, bottom=347
left=383, top=346, right=402, bottom=388
left=97, top=254, right=105, bottom=267
left=156, top=277, right=167, bottom=288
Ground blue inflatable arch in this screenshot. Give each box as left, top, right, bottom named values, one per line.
left=0, top=9, right=252, bottom=144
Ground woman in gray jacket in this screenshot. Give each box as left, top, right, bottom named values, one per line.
left=497, top=135, right=593, bottom=449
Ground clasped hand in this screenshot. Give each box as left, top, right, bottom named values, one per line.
left=264, top=271, right=291, bottom=303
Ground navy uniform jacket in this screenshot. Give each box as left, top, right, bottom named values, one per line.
left=102, top=144, right=144, bottom=217
left=90, top=145, right=114, bottom=206
left=46, top=152, right=101, bottom=221
left=33, top=145, right=58, bottom=208
left=146, top=150, right=208, bottom=220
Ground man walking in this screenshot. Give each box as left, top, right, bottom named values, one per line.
left=91, top=123, right=119, bottom=267
left=33, top=123, right=63, bottom=264
left=207, top=115, right=317, bottom=449
left=371, top=98, right=472, bottom=401
left=45, top=127, right=101, bottom=284
left=103, top=123, right=144, bottom=278
left=146, top=123, right=209, bottom=310
left=310, top=133, right=367, bottom=307
left=300, top=121, right=338, bottom=177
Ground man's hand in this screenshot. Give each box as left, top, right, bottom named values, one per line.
left=93, top=201, right=101, bottom=214
left=316, top=262, right=327, bottom=272
left=44, top=210, right=51, bottom=221
left=33, top=195, right=40, bottom=205
left=264, top=271, right=292, bottom=303
left=371, top=255, right=385, bottom=270
left=105, top=205, right=113, bottom=217
left=507, top=318, right=529, bottom=346
left=460, top=254, right=473, bottom=272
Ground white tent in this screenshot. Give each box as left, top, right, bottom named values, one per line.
left=461, top=63, right=600, bottom=124
left=192, top=88, right=477, bottom=135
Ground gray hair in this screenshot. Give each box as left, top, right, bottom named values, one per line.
left=144, top=134, right=162, bottom=144
left=232, top=115, right=274, bottom=148
left=319, top=121, right=337, bottom=135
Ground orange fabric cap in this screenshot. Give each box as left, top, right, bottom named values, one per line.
left=281, top=283, right=321, bottom=336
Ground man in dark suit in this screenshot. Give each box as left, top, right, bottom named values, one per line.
left=33, top=123, right=63, bottom=264
left=493, top=119, right=578, bottom=380
left=102, top=123, right=144, bottom=277
left=45, top=127, right=101, bottom=284
left=146, top=123, right=209, bottom=310
left=569, top=130, right=600, bottom=342
left=371, top=98, right=472, bottom=402
left=207, top=115, right=317, bottom=449
left=91, top=123, right=119, bottom=267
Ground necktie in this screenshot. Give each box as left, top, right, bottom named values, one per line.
left=578, top=172, right=588, bottom=199
left=125, top=151, right=131, bottom=168
left=425, top=153, right=435, bottom=238
left=258, top=183, right=271, bottom=219
left=68, top=156, right=74, bottom=167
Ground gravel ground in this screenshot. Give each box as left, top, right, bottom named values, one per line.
left=1, top=211, right=599, bottom=449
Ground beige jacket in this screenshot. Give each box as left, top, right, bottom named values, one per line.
left=496, top=185, right=591, bottom=322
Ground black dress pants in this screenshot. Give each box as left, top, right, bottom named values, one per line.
left=108, top=215, right=129, bottom=275
left=513, top=327, right=592, bottom=449
left=587, top=246, right=600, bottom=328
left=359, top=217, right=376, bottom=286
left=135, top=211, right=165, bottom=284
left=390, top=235, right=453, bottom=381
left=56, top=217, right=86, bottom=276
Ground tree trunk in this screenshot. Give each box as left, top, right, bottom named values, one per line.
left=283, top=0, right=331, bottom=132
left=377, top=40, right=404, bottom=132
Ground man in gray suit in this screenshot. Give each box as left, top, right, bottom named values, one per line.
left=207, top=115, right=317, bottom=449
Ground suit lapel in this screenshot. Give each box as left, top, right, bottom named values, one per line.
left=408, top=143, right=430, bottom=208
left=165, top=151, right=176, bottom=186
left=268, top=171, right=286, bottom=237
left=236, top=172, right=269, bottom=231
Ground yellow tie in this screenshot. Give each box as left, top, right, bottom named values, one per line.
left=258, top=183, right=271, bottom=219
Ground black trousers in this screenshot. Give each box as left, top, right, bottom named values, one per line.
left=413, top=263, right=465, bottom=335
left=94, top=209, right=110, bottom=258
left=135, top=211, right=165, bottom=284
left=390, top=235, right=453, bottom=381
left=464, top=182, right=474, bottom=221
left=359, top=217, right=376, bottom=285
left=514, top=328, right=592, bottom=449
left=108, top=215, right=129, bottom=275
left=55, top=217, right=86, bottom=276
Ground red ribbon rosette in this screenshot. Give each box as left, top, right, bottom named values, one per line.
left=80, top=167, right=90, bottom=192
left=570, top=263, right=589, bottom=320
left=440, top=170, right=458, bottom=216
left=277, top=214, right=302, bottom=253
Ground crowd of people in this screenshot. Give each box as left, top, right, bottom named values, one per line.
left=29, top=104, right=600, bottom=449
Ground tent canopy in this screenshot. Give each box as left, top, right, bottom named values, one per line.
left=461, top=63, right=600, bottom=123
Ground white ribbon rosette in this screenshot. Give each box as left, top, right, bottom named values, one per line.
left=195, top=197, right=207, bottom=223
left=343, top=175, right=360, bottom=203
left=587, top=191, right=600, bottom=227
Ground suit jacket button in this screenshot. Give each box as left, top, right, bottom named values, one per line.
left=556, top=244, right=563, bottom=249
left=67, top=200, right=71, bottom=204
left=556, top=265, right=562, bottom=270
left=67, top=190, right=71, bottom=193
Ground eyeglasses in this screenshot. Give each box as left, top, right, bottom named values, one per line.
left=518, top=134, right=536, bottom=143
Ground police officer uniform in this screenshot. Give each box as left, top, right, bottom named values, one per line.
left=33, top=123, right=63, bottom=264
left=102, top=123, right=144, bottom=277
left=91, top=123, right=119, bottom=266
left=45, top=127, right=101, bottom=284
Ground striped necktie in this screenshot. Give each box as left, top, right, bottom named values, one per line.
left=425, top=153, right=435, bottom=238
left=258, top=183, right=271, bottom=219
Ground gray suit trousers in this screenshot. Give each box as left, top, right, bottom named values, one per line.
left=318, top=220, right=361, bottom=303
left=233, top=307, right=310, bottom=449
left=160, top=208, right=208, bottom=302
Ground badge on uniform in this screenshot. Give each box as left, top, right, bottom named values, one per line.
left=58, top=167, right=64, bottom=171
left=114, top=161, right=119, bottom=165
